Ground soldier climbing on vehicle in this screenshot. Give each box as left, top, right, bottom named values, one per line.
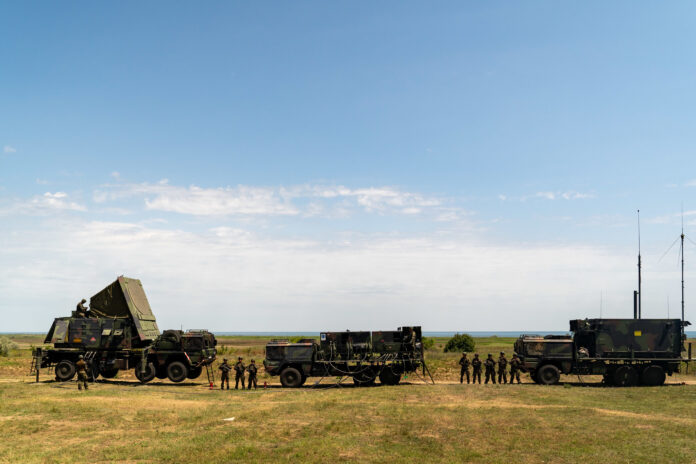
left=75, top=299, right=88, bottom=318
left=219, top=358, right=231, bottom=390
left=498, top=351, right=508, bottom=384
left=484, top=354, right=496, bottom=384
left=234, top=357, right=246, bottom=390
left=247, top=359, right=258, bottom=390
left=471, top=353, right=482, bottom=384
left=459, top=352, right=470, bottom=384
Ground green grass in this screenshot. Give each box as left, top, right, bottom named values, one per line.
left=1, top=334, right=696, bottom=463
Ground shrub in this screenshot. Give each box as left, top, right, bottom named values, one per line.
left=0, top=337, right=18, bottom=357
left=421, top=337, right=435, bottom=351
left=443, top=333, right=475, bottom=353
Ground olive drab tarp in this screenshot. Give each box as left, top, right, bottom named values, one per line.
left=88, top=276, right=160, bottom=341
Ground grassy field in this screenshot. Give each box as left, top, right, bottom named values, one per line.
left=1, top=334, right=696, bottom=463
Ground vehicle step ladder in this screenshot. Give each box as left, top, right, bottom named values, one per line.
left=29, top=348, right=42, bottom=382
left=205, top=362, right=216, bottom=388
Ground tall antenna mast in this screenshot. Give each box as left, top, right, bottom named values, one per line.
left=637, top=209, right=642, bottom=319
left=681, top=205, right=685, bottom=324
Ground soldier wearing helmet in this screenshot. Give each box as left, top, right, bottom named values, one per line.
left=484, top=354, right=496, bottom=384
left=75, top=354, right=89, bottom=391
left=471, top=353, right=482, bottom=384
left=497, top=351, right=508, bottom=384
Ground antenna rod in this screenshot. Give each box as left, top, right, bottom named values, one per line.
left=681, top=206, right=685, bottom=324
left=637, top=209, right=642, bottom=319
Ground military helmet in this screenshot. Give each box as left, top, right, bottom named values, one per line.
left=474, top=353, right=479, bottom=357
left=81, top=298, right=87, bottom=303
left=500, top=351, right=505, bottom=355
left=238, top=356, right=242, bottom=360
left=251, top=359, right=255, bottom=363
left=78, top=354, right=84, bottom=359
left=223, top=358, right=227, bottom=362
left=487, top=353, right=492, bottom=357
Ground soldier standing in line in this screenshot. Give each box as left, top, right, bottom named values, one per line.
left=471, top=353, right=482, bottom=384
left=497, top=351, right=508, bottom=384
left=75, top=354, right=89, bottom=391
left=234, top=357, right=246, bottom=390
left=509, top=353, right=522, bottom=384
left=484, top=353, right=496, bottom=384
left=458, top=352, right=470, bottom=384
left=218, top=358, right=231, bottom=390
left=247, top=359, right=258, bottom=390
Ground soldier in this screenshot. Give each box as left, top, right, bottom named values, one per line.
left=234, top=356, right=246, bottom=390
left=458, top=352, right=470, bottom=384
left=471, top=353, right=482, bottom=384
left=75, top=299, right=88, bottom=317
left=498, top=351, right=508, bottom=384
left=218, top=358, right=231, bottom=390
left=247, top=359, right=258, bottom=390
left=509, top=353, right=522, bottom=384
left=484, top=353, right=496, bottom=384
left=75, top=354, right=89, bottom=391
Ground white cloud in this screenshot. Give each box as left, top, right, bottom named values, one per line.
left=0, top=192, right=86, bottom=215
left=513, top=190, right=596, bottom=201
left=3, top=145, right=16, bottom=154
left=95, top=182, right=446, bottom=217
left=0, top=217, right=659, bottom=333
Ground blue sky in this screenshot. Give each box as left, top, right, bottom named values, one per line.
left=1, top=2, right=696, bottom=332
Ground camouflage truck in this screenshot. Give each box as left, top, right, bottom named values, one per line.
left=514, top=318, right=690, bottom=386
left=264, top=326, right=424, bottom=387
left=37, top=276, right=217, bottom=383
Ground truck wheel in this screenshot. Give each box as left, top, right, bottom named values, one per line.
left=613, top=366, right=638, bottom=387
left=280, top=367, right=303, bottom=388
left=100, top=368, right=119, bottom=379
left=167, top=361, right=189, bottom=383
left=155, top=366, right=168, bottom=379
left=640, top=365, right=665, bottom=386
left=536, top=365, right=560, bottom=385
left=55, top=360, right=76, bottom=382
left=187, top=366, right=203, bottom=379
left=530, top=370, right=540, bottom=384
left=379, top=369, right=401, bottom=386
left=135, top=361, right=156, bottom=383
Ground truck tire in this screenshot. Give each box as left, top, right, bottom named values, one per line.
left=55, top=360, right=76, bottom=382
left=135, top=361, right=156, bottom=383
left=379, top=369, right=401, bottom=386
left=280, top=367, right=303, bottom=388
left=167, top=361, right=189, bottom=383
left=613, top=366, right=638, bottom=387
left=155, top=366, right=168, bottom=379
left=536, top=364, right=560, bottom=385
left=640, top=365, right=665, bottom=386
left=187, top=366, right=203, bottom=379
left=100, top=368, right=119, bottom=379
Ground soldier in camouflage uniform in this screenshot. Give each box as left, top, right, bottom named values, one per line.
left=509, top=353, right=522, bottom=384
left=247, top=359, right=258, bottom=390
left=218, top=358, right=231, bottom=390
left=497, top=351, right=508, bottom=384
left=75, top=299, right=88, bottom=318
left=471, top=353, right=482, bottom=384
left=484, top=353, right=496, bottom=384
left=458, top=353, right=470, bottom=384
left=234, top=357, right=246, bottom=390
left=75, top=354, right=89, bottom=391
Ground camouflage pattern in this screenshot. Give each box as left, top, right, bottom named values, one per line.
left=459, top=354, right=470, bottom=384
left=471, top=354, right=482, bottom=384
left=219, top=359, right=231, bottom=389
left=484, top=355, right=496, bottom=384
left=76, top=358, right=88, bottom=390
left=39, top=277, right=216, bottom=384
left=514, top=318, right=690, bottom=385
left=509, top=355, right=522, bottom=384
left=497, top=352, right=508, bottom=384
left=263, top=327, right=425, bottom=387
left=247, top=361, right=258, bottom=389
left=234, top=359, right=246, bottom=389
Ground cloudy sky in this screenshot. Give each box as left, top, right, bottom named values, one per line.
left=2, top=2, right=696, bottom=332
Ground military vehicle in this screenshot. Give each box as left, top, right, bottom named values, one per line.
left=514, top=318, right=690, bottom=386
left=36, top=276, right=217, bottom=383
left=263, top=326, right=425, bottom=387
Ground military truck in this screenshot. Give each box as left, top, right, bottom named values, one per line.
left=37, top=276, right=217, bottom=383
left=263, top=326, right=425, bottom=387
left=514, top=318, right=690, bottom=386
